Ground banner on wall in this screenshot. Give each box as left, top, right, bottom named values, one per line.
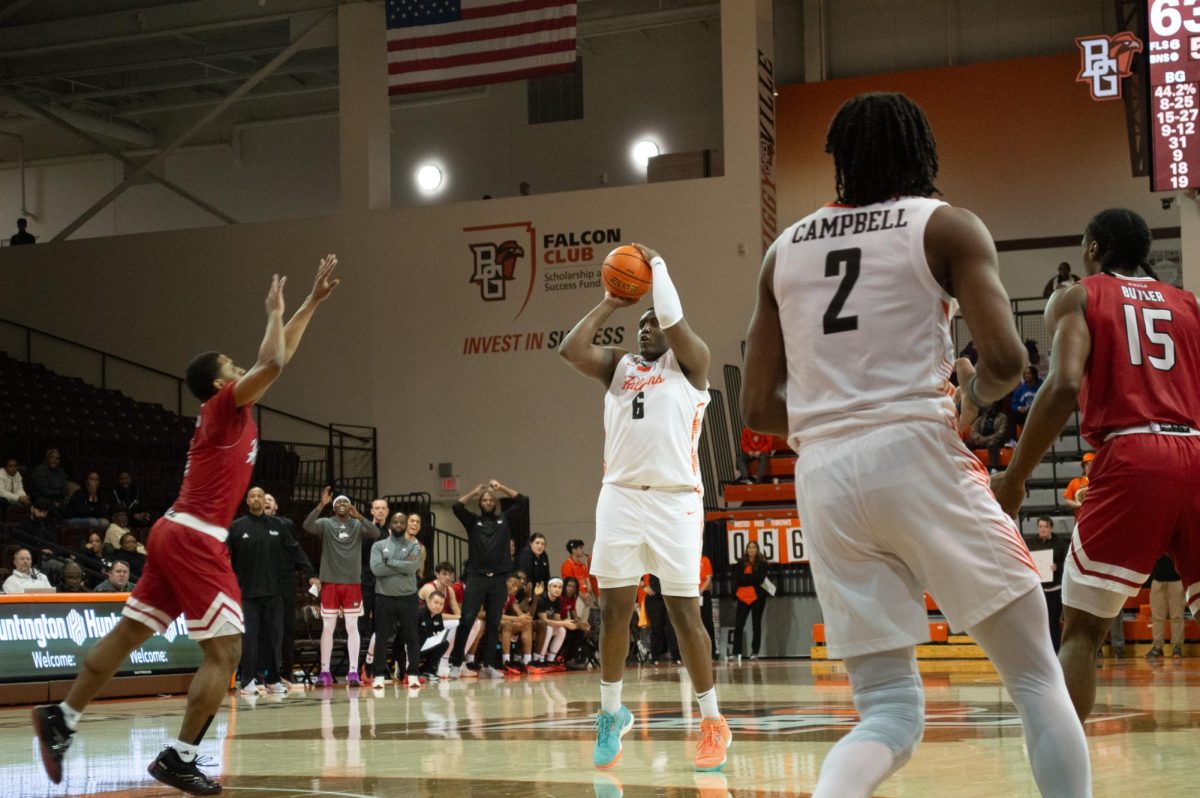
left=459, top=220, right=631, bottom=355
left=727, top=518, right=806, bottom=565
left=757, top=0, right=777, bottom=256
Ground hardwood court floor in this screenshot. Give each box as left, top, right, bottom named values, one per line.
left=2, top=656, right=1197, bottom=797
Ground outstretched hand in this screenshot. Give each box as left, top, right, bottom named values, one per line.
left=631, top=242, right=660, bottom=262
left=603, top=291, right=636, bottom=308
left=320, top=486, right=332, bottom=507
left=310, top=254, right=340, bottom=303
left=266, top=273, right=287, bottom=316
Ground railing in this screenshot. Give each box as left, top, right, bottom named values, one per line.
left=951, top=296, right=1051, bottom=362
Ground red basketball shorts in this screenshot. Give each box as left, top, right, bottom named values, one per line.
left=320, top=582, right=363, bottom=617
left=1065, top=434, right=1200, bottom=615
left=123, top=517, right=244, bottom=640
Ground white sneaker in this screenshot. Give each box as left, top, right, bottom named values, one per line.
left=239, top=679, right=259, bottom=695
left=266, top=682, right=287, bottom=694
left=446, top=665, right=461, bottom=680
left=479, top=666, right=505, bottom=680
left=372, top=675, right=386, bottom=688
left=437, top=661, right=450, bottom=678
left=407, top=674, right=421, bottom=688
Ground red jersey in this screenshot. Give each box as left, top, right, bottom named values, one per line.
left=172, top=382, right=258, bottom=535
left=1080, top=273, right=1200, bottom=449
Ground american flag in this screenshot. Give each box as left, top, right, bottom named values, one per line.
left=386, top=0, right=578, bottom=95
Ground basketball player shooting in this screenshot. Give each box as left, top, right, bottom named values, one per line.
left=740, top=93, right=1090, bottom=797
left=32, top=255, right=340, bottom=796
left=559, top=243, right=731, bottom=773
left=990, top=208, right=1200, bottom=722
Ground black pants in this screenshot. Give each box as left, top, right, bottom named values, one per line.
left=420, top=640, right=449, bottom=673
left=733, top=598, right=766, bottom=657
left=360, top=581, right=376, bottom=644
left=258, top=589, right=297, bottom=678
left=1044, top=588, right=1063, bottom=652
left=700, top=591, right=716, bottom=658
left=645, top=596, right=680, bottom=661
left=241, top=594, right=283, bottom=687
left=449, top=573, right=508, bottom=668
left=374, top=593, right=421, bottom=678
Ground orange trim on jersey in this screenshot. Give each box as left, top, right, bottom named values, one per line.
left=824, top=201, right=856, bottom=208
left=688, top=402, right=705, bottom=475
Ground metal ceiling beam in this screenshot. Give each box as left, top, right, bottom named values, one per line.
left=53, top=8, right=335, bottom=241
left=0, top=88, right=237, bottom=224
left=0, top=94, right=156, bottom=147
left=57, top=62, right=336, bottom=103
left=0, top=46, right=288, bottom=85
left=0, top=0, right=340, bottom=58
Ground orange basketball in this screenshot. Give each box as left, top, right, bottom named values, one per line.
left=601, top=245, right=652, bottom=299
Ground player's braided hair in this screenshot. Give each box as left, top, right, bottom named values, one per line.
left=825, top=93, right=940, bottom=206
left=1084, top=208, right=1158, bottom=279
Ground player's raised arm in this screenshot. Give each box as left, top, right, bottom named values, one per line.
left=282, top=254, right=340, bottom=365
left=559, top=295, right=631, bottom=386
left=926, top=206, right=1026, bottom=432
left=991, top=285, right=1091, bottom=516
left=741, top=242, right=789, bottom=437
left=633, top=244, right=710, bottom=389
left=233, top=274, right=287, bottom=407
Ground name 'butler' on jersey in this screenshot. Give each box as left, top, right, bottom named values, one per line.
left=775, top=195, right=958, bottom=445
left=603, top=350, right=709, bottom=491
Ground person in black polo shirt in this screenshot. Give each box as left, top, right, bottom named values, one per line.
left=445, top=479, right=526, bottom=679
left=515, top=532, right=551, bottom=594
left=228, top=487, right=318, bottom=694
left=1024, top=516, right=1069, bottom=652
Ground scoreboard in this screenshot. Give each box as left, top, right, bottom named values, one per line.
left=1147, top=0, right=1200, bottom=191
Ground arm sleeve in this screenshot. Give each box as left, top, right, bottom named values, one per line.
left=359, top=519, right=380, bottom=541
left=369, top=542, right=389, bottom=577
left=0, top=476, right=18, bottom=503
left=302, top=509, right=324, bottom=535
left=452, top=502, right=475, bottom=531
left=503, top=494, right=529, bottom=527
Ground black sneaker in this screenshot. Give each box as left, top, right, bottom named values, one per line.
left=147, top=747, right=222, bottom=796
left=32, top=704, right=74, bottom=784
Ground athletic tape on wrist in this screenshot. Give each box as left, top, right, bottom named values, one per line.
left=966, top=375, right=986, bottom=409
left=650, top=256, right=683, bottom=328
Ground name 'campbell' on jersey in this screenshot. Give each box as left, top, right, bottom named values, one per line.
left=602, top=350, right=709, bottom=491
left=775, top=196, right=957, bottom=445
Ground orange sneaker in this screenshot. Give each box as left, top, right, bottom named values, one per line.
left=694, top=715, right=732, bottom=771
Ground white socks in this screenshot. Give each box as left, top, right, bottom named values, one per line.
left=58, top=702, right=81, bottom=731
left=346, top=621, right=361, bottom=676
left=600, top=680, right=623, bottom=714
left=320, top=615, right=336, bottom=671
left=168, top=739, right=198, bottom=763
left=696, top=687, right=720, bottom=720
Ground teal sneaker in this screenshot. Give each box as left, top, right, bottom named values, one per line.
left=593, top=705, right=635, bottom=769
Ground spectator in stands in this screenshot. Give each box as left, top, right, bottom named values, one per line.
left=966, top=400, right=1010, bottom=472
left=110, top=471, right=152, bottom=527
left=643, top=573, right=680, bottom=665
left=303, top=487, right=380, bottom=686
left=370, top=510, right=424, bottom=688
left=1010, top=366, right=1043, bottom=431
left=417, top=591, right=451, bottom=679
left=737, top=428, right=785, bottom=484
left=1, top=457, right=30, bottom=507
left=699, top=554, right=717, bottom=660
left=77, top=530, right=108, bottom=573
left=64, top=471, right=111, bottom=531
left=516, top=532, right=551, bottom=593
left=1043, top=261, right=1081, bottom=297
left=1147, top=556, right=1185, bottom=660
left=104, top=509, right=144, bottom=555
left=3, top=547, right=52, bottom=593
left=1023, top=339, right=1042, bottom=375
left=117, top=533, right=147, bottom=580
left=93, top=559, right=133, bottom=592
left=14, top=500, right=59, bottom=568
left=1025, top=516, right=1068, bottom=652
left=559, top=576, right=593, bottom=669
left=562, top=538, right=598, bottom=613
left=58, top=562, right=87, bottom=593
left=9, top=217, right=35, bottom=245
left=733, top=541, right=769, bottom=661
left=419, top=562, right=463, bottom=677
left=1063, top=453, right=1094, bottom=516
left=446, top=480, right=526, bottom=680
left=500, top=573, right=534, bottom=674
left=29, top=449, right=70, bottom=516
left=229, top=486, right=318, bottom=695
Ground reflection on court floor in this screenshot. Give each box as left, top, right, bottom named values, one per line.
left=2, top=658, right=1197, bottom=797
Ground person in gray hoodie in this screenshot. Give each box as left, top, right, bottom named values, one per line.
left=370, top=512, right=425, bottom=687
left=303, top=487, right=379, bottom=686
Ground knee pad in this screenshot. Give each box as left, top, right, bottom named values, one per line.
left=851, top=674, right=925, bottom=766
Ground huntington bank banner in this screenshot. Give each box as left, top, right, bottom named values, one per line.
left=0, top=597, right=202, bottom=682
left=459, top=220, right=631, bottom=356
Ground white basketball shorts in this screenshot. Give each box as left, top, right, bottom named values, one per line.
left=591, top=483, right=703, bottom=597
left=795, top=419, right=1041, bottom=659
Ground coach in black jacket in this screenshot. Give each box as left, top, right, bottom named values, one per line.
left=228, top=487, right=318, bottom=692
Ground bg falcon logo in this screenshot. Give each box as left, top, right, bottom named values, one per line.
left=464, top=222, right=538, bottom=319
left=1076, top=31, right=1142, bottom=100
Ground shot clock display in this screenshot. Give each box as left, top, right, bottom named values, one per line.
left=1147, top=0, right=1200, bottom=191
